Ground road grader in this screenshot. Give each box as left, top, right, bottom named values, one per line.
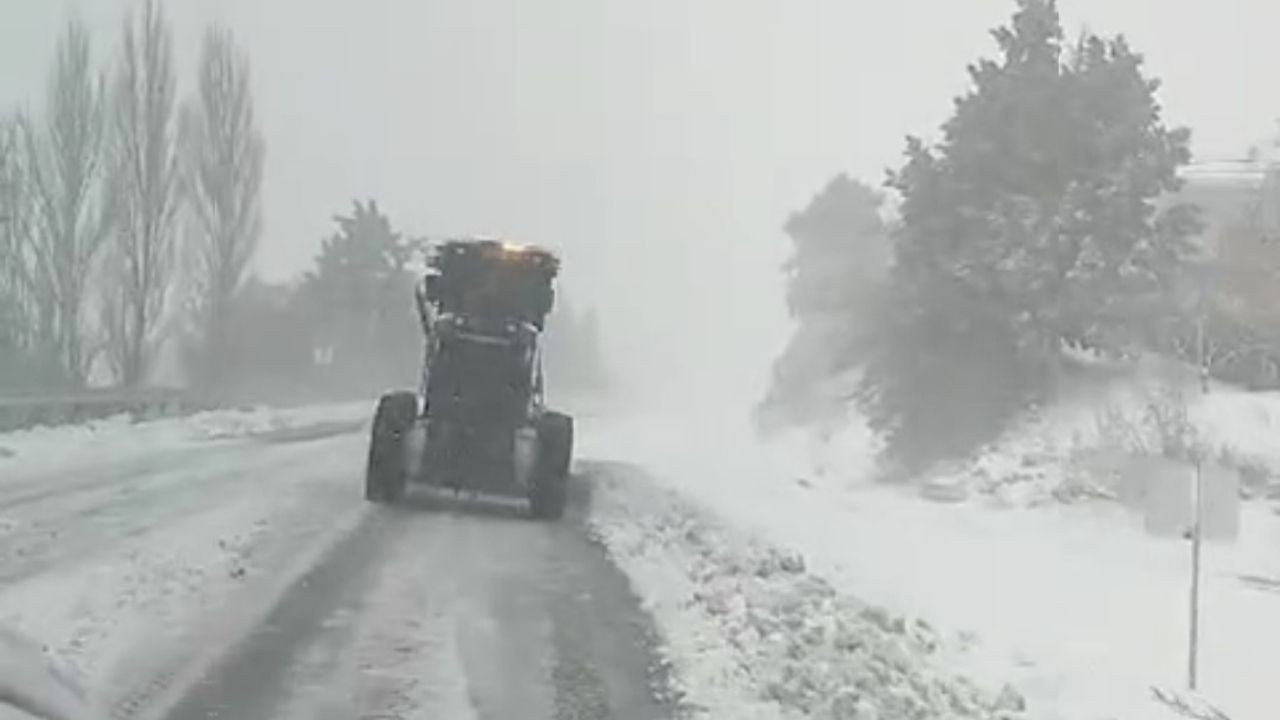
left=364, top=239, right=574, bottom=519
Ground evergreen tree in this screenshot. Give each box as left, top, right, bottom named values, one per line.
left=861, top=0, right=1198, bottom=471
left=760, top=175, right=889, bottom=430
left=303, top=200, right=420, bottom=395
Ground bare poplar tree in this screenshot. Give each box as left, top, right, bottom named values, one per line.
left=0, top=119, right=31, bottom=360
left=181, top=25, right=264, bottom=389
left=20, top=22, right=110, bottom=388
left=2, top=115, right=59, bottom=391
left=107, top=0, right=181, bottom=387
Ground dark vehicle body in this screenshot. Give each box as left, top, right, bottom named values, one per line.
left=364, top=239, right=574, bottom=518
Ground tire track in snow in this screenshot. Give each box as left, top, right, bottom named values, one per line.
left=0, top=439, right=347, bottom=586
left=140, top=507, right=389, bottom=720
left=0, top=447, right=203, bottom=513
left=271, top=506, right=481, bottom=720
left=0, top=433, right=372, bottom=719
left=158, top=479, right=677, bottom=720
left=102, top=501, right=375, bottom=719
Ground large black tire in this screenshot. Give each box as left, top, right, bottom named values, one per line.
left=365, top=392, right=418, bottom=504
left=530, top=411, right=573, bottom=519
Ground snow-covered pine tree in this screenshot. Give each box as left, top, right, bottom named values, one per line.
left=860, top=0, right=1199, bottom=471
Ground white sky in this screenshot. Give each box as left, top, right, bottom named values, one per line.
left=2, top=0, right=1277, bottom=400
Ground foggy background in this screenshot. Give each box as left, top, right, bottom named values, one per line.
left=3, top=0, right=1277, bottom=408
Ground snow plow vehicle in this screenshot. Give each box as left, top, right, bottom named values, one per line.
left=364, top=239, right=574, bottom=519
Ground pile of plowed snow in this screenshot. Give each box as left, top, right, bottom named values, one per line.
left=587, top=463, right=1023, bottom=720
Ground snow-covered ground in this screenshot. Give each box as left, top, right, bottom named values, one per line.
left=920, top=355, right=1280, bottom=507
left=0, top=401, right=372, bottom=481
left=0, top=397, right=668, bottom=720
left=0, top=624, right=96, bottom=720
left=587, top=462, right=1022, bottom=720
left=1, top=377, right=1273, bottom=720
left=0, top=403, right=375, bottom=718
left=581, top=376, right=1276, bottom=720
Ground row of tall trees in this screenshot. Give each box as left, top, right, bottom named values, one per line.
left=764, top=0, right=1277, bottom=472
left=0, top=0, right=262, bottom=393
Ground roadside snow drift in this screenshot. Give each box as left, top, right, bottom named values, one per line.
left=587, top=462, right=1021, bottom=720
left=581, top=394, right=1261, bottom=720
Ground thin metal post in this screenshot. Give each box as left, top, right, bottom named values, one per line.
left=1187, top=310, right=1210, bottom=691
left=1189, top=457, right=1202, bottom=691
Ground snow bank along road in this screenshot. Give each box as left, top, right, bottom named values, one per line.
left=0, top=416, right=675, bottom=720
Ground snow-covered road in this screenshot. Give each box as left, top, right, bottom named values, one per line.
left=0, top=413, right=674, bottom=720
left=11, top=397, right=1227, bottom=720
